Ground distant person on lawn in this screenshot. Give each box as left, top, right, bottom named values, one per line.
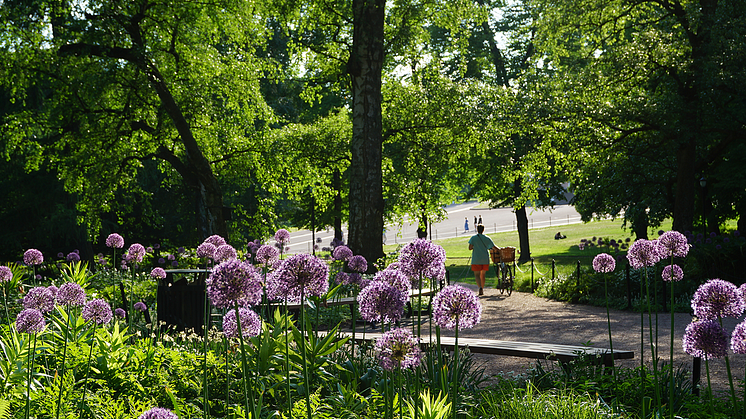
left=469, top=224, right=497, bottom=296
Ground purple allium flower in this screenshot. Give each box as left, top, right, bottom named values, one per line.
left=357, top=281, right=407, bottom=324
left=0, top=266, right=12, bottom=283
left=57, top=252, right=64, bottom=259
left=158, top=258, right=166, bottom=265
left=134, top=302, right=147, bottom=312
left=373, top=269, right=411, bottom=303
left=150, top=267, right=167, bottom=280
left=146, top=246, right=153, bottom=253
left=106, top=233, right=125, bottom=249
left=657, top=231, right=690, bottom=259
left=375, top=327, right=423, bottom=371
left=222, top=307, right=262, bottom=339
left=57, top=282, right=86, bottom=307
left=592, top=253, right=616, bottom=273
left=731, top=320, right=746, bottom=354
left=273, top=254, right=329, bottom=300
left=692, top=279, right=745, bottom=320
left=167, top=254, right=175, bottom=261
left=204, top=235, right=227, bottom=247
left=214, top=244, right=237, bottom=263
left=23, top=286, right=55, bottom=313
left=197, top=242, right=217, bottom=259
left=47, top=285, right=58, bottom=299
left=332, top=245, right=353, bottom=262
left=335, top=271, right=350, bottom=285
left=256, top=245, right=280, bottom=267
left=207, top=260, right=263, bottom=308
left=385, top=261, right=400, bottom=271
left=683, top=319, right=729, bottom=359
left=171, top=261, right=178, bottom=268
left=348, top=255, right=368, bottom=273
left=432, top=285, right=482, bottom=330
left=662, top=264, right=684, bottom=282
left=138, top=407, right=179, bottom=419
left=126, top=243, right=146, bottom=264
left=82, top=299, right=113, bottom=325
left=626, top=239, right=661, bottom=269
left=274, top=229, right=291, bottom=245
left=23, top=249, right=43, bottom=266
left=16, top=309, right=45, bottom=334
left=115, top=308, right=126, bottom=318
left=397, top=239, right=447, bottom=286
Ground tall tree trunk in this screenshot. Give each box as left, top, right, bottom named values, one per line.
left=515, top=206, right=530, bottom=262
left=346, top=0, right=386, bottom=269
left=333, top=169, right=344, bottom=242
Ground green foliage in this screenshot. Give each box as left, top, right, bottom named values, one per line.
left=407, top=389, right=451, bottom=419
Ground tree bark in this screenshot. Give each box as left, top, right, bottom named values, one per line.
left=515, top=206, right=531, bottom=262
left=346, top=0, right=386, bottom=269
left=333, top=169, right=344, bottom=242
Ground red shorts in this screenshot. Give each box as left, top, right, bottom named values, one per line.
left=471, top=264, right=489, bottom=272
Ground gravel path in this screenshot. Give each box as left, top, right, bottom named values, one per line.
left=436, top=283, right=746, bottom=396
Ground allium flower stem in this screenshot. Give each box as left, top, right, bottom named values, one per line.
left=719, top=317, right=739, bottom=419
left=79, top=322, right=97, bottom=415
left=55, top=308, right=72, bottom=419
left=24, top=334, right=37, bottom=419
left=284, top=301, right=292, bottom=419
left=451, top=315, right=459, bottom=419
left=669, top=274, right=675, bottom=419
left=603, top=274, right=616, bottom=383
left=202, top=287, right=210, bottom=419
left=300, top=287, right=312, bottom=419
left=643, top=268, right=661, bottom=412
left=234, top=300, right=256, bottom=419
left=705, top=358, right=715, bottom=419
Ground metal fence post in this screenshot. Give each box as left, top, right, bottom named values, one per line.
left=531, top=258, right=535, bottom=292
left=552, top=259, right=556, bottom=281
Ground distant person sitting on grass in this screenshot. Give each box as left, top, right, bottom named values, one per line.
left=469, top=224, right=497, bottom=296
left=555, top=231, right=567, bottom=240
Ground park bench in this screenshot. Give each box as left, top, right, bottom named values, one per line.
left=336, top=331, right=634, bottom=370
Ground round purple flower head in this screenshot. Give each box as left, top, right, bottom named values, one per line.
left=106, top=233, right=125, bottom=249
left=626, top=239, right=661, bottom=269
left=397, top=239, right=446, bottom=285
left=348, top=255, right=368, bottom=273
left=115, top=308, right=126, bottom=318
left=592, top=253, right=616, bottom=274
left=196, top=242, right=217, bottom=260
left=432, top=284, right=482, bottom=330
left=66, top=251, right=81, bottom=263
left=47, top=285, right=58, bottom=299
left=274, top=254, right=329, bottom=300
left=0, top=266, right=12, bottom=283
left=23, top=249, right=43, bottom=266
left=683, top=319, right=729, bottom=359
left=150, top=267, right=167, bottom=280
left=357, top=281, right=407, bottom=324
left=692, top=279, right=745, bottom=320
left=332, top=245, right=353, bottom=262
left=731, top=320, right=746, bottom=354
left=256, top=245, right=279, bottom=267
left=16, top=309, right=45, bottom=334
left=375, top=328, right=423, bottom=371
left=23, top=286, right=55, bottom=313
left=222, top=307, right=262, bottom=339
left=207, top=259, right=263, bottom=308
left=126, top=243, right=146, bottom=264
left=204, top=235, right=227, bottom=247
left=134, top=302, right=147, bottom=312
left=274, top=229, right=291, bottom=245
left=57, top=282, right=86, bottom=307
left=657, top=230, right=689, bottom=259
left=138, top=407, right=179, bottom=419
left=82, top=299, right=113, bottom=325
left=662, top=264, right=684, bottom=282
left=373, top=269, right=411, bottom=303
left=214, top=244, right=238, bottom=263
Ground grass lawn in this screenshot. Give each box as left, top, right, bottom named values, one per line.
left=385, top=218, right=674, bottom=287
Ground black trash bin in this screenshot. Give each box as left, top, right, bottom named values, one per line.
left=158, top=269, right=210, bottom=332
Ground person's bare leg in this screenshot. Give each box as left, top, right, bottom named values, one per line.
left=477, top=270, right=485, bottom=295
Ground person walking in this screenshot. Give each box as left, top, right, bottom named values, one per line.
left=464, top=217, right=470, bottom=233
left=468, top=224, right=496, bottom=296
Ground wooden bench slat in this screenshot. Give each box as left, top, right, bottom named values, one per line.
left=334, top=331, right=634, bottom=364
